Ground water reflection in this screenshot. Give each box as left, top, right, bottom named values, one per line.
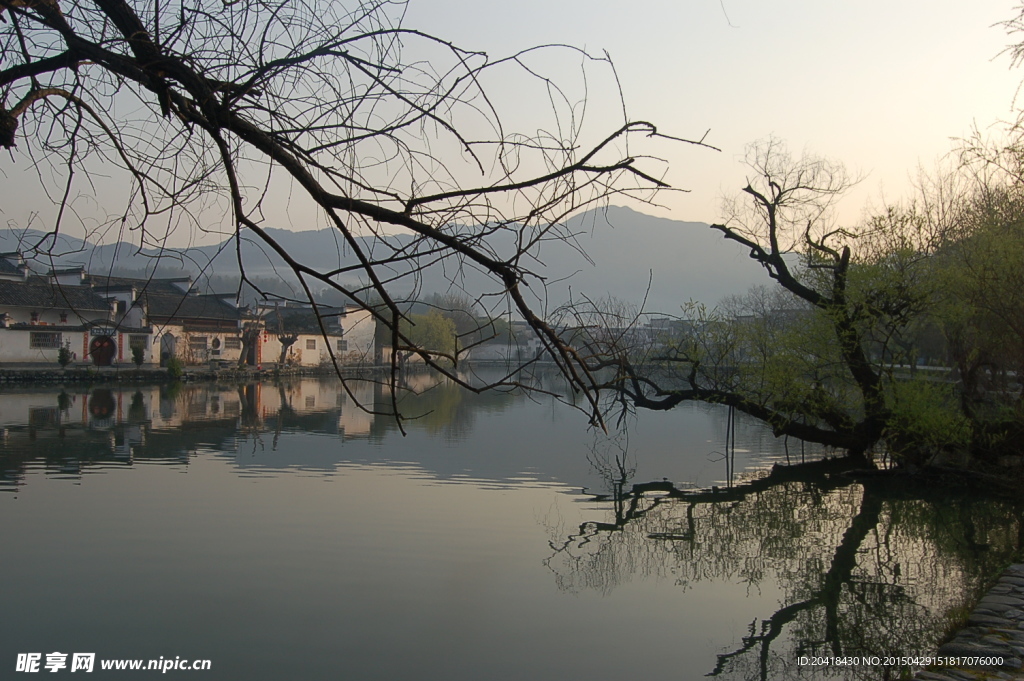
left=545, top=459, right=1022, bottom=679
left=1, top=377, right=1020, bottom=680
left=0, top=379, right=387, bottom=486
left=1, top=374, right=832, bottom=491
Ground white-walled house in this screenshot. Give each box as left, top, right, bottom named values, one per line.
left=86, top=275, right=247, bottom=366
left=0, top=255, right=239, bottom=367
left=260, top=304, right=375, bottom=367
left=0, top=256, right=126, bottom=366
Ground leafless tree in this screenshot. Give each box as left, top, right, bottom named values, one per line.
left=236, top=318, right=262, bottom=368
left=1, top=0, right=713, bottom=427
left=587, top=140, right=933, bottom=458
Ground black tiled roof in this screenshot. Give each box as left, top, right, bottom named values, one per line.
left=87, top=275, right=240, bottom=323
left=0, top=273, right=241, bottom=325
left=264, top=307, right=344, bottom=334
left=145, top=293, right=240, bottom=322
left=0, top=279, right=111, bottom=311
left=85, top=275, right=192, bottom=296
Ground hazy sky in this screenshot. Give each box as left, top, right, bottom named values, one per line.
left=3, top=0, right=1022, bottom=244
left=404, top=0, right=1024, bottom=225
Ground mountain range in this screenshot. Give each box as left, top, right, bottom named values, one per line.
left=0, top=206, right=771, bottom=314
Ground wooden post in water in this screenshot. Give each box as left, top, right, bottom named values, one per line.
left=726, top=404, right=736, bottom=488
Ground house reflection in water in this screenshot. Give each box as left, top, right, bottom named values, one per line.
left=0, top=379, right=378, bottom=489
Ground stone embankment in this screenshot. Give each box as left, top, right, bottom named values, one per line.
left=0, top=364, right=391, bottom=384
left=0, top=367, right=172, bottom=383
left=915, top=564, right=1024, bottom=681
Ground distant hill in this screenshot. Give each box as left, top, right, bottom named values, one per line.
left=0, top=206, right=771, bottom=313
left=552, top=206, right=768, bottom=312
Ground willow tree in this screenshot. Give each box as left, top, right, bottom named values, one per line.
left=921, top=137, right=1024, bottom=456
left=0, top=0, right=710, bottom=424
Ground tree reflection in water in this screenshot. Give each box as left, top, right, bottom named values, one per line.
left=2, top=378, right=1020, bottom=681
left=545, top=458, right=1022, bottom=680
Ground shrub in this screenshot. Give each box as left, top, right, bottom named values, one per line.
left=166, top=357, right=184, bottom=380
left=57, top=342, right=73, bottom=368
left=132, top=345, right=145, bottom=368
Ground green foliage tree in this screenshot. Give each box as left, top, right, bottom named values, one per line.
left=401, top=310, right=456, bottom=363
left=908, top=144, right=1024, bottom=457
left=935, top=183, right=1024, bottom=403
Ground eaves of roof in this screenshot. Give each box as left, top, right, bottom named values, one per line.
left=0, top=280, right=111, bottom=311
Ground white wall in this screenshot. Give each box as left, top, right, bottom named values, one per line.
left=0, top=328, right=159, bottom=366
left=0, top=328, right=75, bottom=363
left=263, top=333, right=330, bottom=367
left=153, top=326, right=246, bottom=365
left=339, top=309, right=375, bottom=364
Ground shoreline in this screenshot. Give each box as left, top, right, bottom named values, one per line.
left=914, top=564, right=1024, bottom=680
left=0, top=363, right=399, bottom=385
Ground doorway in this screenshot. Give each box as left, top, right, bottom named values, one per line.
left=160, top=334, right=177, bottom=367
left=89, top=335, right=116, bottom=366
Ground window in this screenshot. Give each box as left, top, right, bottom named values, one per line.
left=224, top=336, right=241, bottom=350
left=30, top=311, right=39, bottom=323
left=189, top=336, right=208, bottom=350
left=59, top=312, right=68, bottom=324
left=306, top=338, right=316, bottom=350
left=129, top=335, right=148, bottom=350
left=305, top=395, right=315, bottom=408
left=336, top=339, right=348, bottom=352
left=29, top=407, right=60, bottom=426
left=30, top=332, right=62, bottom=349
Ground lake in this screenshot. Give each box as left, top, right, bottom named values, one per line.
left=2, top=372, right=1020, bottom=680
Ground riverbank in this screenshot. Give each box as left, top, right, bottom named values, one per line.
left=915, top=564, right=1024, bottom=681
left=0, top=363, right=394, bottom=384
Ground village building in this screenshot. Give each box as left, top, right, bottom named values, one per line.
left=85, top=274, right=247, bottom=366
left=0, top=254, right=122, bottom=365
left=259, top=302, right=376, bottom=367
left=0, top=253, right=376, bottom=368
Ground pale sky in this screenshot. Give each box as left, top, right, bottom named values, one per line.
left=3, top=0, right=1022, bottom=243
left=405, top=0, right=1024, bottom=226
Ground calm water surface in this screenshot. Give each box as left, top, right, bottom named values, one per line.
left=1, top=373, right=1020, bottom=680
